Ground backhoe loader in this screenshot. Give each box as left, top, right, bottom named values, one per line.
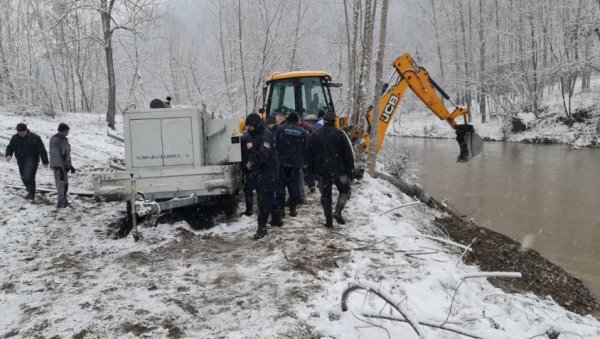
left=249, top=52, right=482, bottom=162
left=362, top=53, right=482, bottom=162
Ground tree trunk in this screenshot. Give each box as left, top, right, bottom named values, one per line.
left=368, top=0, right=389, bottom=176
left=218, top=6, right=234, bottom=112
left=430, top=0, right=445, bottom=81
left=478, top=0, right=486, bottom=122
left=237, top=0, right=249, bottom=114
left=101, top=0, right=117, bottom=129
left=355, top=0, right=375, bottom=135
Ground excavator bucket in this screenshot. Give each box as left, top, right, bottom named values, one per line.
left=455, top=124, right=483, bottom=162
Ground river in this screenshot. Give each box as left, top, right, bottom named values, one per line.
left=396, top=137, right=600, bottom=300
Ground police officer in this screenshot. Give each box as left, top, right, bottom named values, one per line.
left=5, top=123, right=49, bottom=200
left=307, top=110, right=354, bottom=228
left=240, top=131, right=257, bottom=216
left=275, top=112, right=307, bottom=217
left=244, top=113, right=279, bottom=239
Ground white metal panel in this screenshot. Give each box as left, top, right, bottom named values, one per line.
left=161, top=118, right=194, bottom=166
left=205, top=118, right=242, bottom=165
left=130, top=119, right=163, bottom=167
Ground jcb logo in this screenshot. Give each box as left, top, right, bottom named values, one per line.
left=380, top=95, right=399, bottom=123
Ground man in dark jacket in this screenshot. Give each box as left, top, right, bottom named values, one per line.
left=49, top=123, right=75, bottom=208
left=244, top=113, right=279, bottom=239
left=5, top=123, right=49, bottom=200
left=240, top=131, right=257, bottom=216
left=307, top=110, right=354, bottom=228
left=275, top=112, right=308, bottom=217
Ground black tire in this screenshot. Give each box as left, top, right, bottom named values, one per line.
left=217, top=194, right=237, bottom=217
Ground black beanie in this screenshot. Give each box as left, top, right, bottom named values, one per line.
left=323, top=110, right=336, bottom=122
left=286, top=112, right=299, bottom=123
left=58, top=123, right=70, bottom=132
left=245, top=113, right=262, bottom=129
left=16, top=123, right=27, bottom=132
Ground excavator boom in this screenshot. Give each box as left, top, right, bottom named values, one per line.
left=365, top=53, right=482, bottom=162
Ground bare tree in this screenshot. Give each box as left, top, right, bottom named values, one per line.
left=368, top=0, right=389, bottom=175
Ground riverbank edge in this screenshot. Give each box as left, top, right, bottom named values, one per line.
left=378, top=173, right=600, bottom=317
left=430, top=196, right=600, bottom=317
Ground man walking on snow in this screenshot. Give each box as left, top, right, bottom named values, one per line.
left=4, top=123, right=49, bottom=201
left=50, top=123, right=76, bottom=208
left=275, top=112, right=308, bottom=218
left=307, top=110, right=354, bottom=228
left=244, top=113, right=279, bottom=239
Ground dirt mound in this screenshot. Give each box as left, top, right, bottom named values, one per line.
left=435, top=216, right=599, bottom=316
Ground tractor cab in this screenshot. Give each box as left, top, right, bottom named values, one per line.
left=262, top=71, right=340, bottom=124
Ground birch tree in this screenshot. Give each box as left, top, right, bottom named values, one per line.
left=368, top=0, right=389, bottom=175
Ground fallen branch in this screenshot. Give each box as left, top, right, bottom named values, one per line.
left=380, top=201, right=422, bottom=215
left=404, top=234, right=473, bottom=252
left=361, top=312, right=484, bottom=339
left=461, top=272, right=522, bottom=279
left=341, top=281, right=426, bottom=338
left=456, top=237, right=477, bottom=267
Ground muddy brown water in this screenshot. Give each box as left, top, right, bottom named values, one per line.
left=396, top=137, right=600, bottom=300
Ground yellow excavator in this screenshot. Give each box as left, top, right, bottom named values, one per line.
left=249, top=52, right=483, bottom=162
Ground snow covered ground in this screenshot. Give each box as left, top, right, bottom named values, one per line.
left=1, top=109, right=600, bottom=338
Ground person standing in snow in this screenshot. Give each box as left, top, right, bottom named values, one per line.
left=274, top=112, right=308, bottom=218
left=4, top=123, right=49, bottom=201
left=240, top=129, right=257, bottom=216
left=49, top=123, right=75, bottom=208
left=307, top=110, right=354, bottom=228
left=244, top=113, right=279, bottom=239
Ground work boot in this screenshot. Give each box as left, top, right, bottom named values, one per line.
left=324, top=209, right=333, bottom=228
left=270, top=209, right=283, bottom=227
left=289, top=203, right=297, bottom=217
left=253, top=223, right=268, bottom=240
left=24, top=193, right=34, bottom=200
left=333, top=212, right=346, bottom=225
left=241, top=197, right=253, bottom=216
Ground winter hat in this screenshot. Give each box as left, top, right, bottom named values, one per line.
left=58, top=123, right=70, bottom=132
left=245, top=113, right=262, bottom=129
left=317, top=110, right=325, bottom=119
left=323, top=109, right=336, bottom=122
left=16, top=123, right=27, bottom=132
left=286, top=112, right=299, bottom=123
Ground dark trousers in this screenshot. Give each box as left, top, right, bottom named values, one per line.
left=53, top=167, right=69, bottom=207
left=243, top=172, right=256, bottom=199
left=276, top=166, right=301, bottom=209
left=318, top=174, right=351, bottom=220
left=17, top=157, right=38, bottom=196
left=256, top=173, right=277, bottom=225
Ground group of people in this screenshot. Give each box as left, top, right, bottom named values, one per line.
left=241, top=109, right=354, bottom=240
left=4, top=123, right=75, bottom=208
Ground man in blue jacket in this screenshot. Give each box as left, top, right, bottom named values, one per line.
left=5, top=123, right=49, bottom=200
left=275, top=112, right=308, bottom=218
left=244, top=113, right=279, bottom=239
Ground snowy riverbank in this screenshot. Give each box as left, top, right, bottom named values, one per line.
left=1, top=110, right=600, bottom=338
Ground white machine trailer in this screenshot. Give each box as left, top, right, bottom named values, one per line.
left=93, top=106, right=243, bottom=224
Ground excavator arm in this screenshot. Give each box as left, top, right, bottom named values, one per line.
left=364, top=53, right=482, bottom=162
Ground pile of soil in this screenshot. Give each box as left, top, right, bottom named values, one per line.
left=433, top=214, right=599, bottom=316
